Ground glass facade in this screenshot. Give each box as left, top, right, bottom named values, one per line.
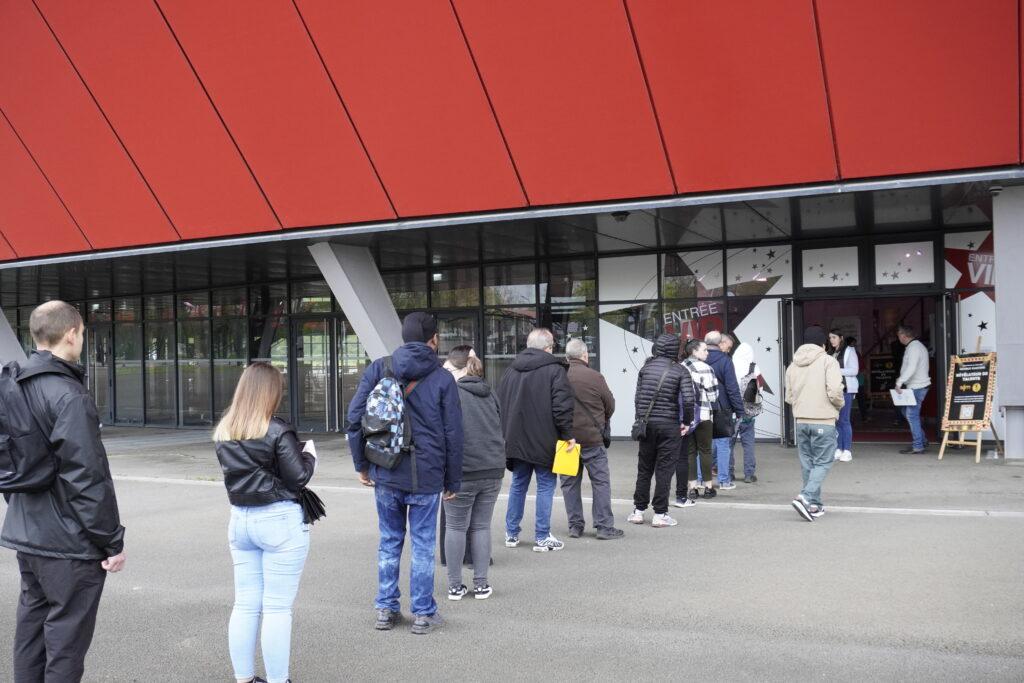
left=1, top=185, right=994, bottom=435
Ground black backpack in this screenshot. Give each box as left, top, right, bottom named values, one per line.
left=0, top=362, right=57, bottom=493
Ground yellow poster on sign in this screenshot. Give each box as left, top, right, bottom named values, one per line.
left=552, top=440, right=581, bottom=477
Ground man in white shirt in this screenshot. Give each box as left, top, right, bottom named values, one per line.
left=894, top=325, right=931, bottom=454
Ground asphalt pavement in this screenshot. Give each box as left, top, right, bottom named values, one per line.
left=0, top=431, right=1021, bottom=681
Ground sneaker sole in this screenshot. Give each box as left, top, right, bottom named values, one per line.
left=411, top=625, right=438, bottom=635
left=447, top=593, right=466, bottom=601
left=532, top=545, right=564, bottom=552
left=791, top=499, right=814, bottom=522
left=627, top=518, right=644, bottom=525
left=504, top=541, right=519, bottom=548
left=474, top=591, right=492, bottom=600
left=651, top=522, right=678, bottom=527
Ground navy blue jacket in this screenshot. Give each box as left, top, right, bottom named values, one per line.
left=706, top=345, right=744, bottom=417
left=346, top=342, right=464, bottom=494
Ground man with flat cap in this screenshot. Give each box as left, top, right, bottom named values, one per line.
left=347, top=312, right=464, bottom=635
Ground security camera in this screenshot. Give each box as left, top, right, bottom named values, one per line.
left=611, top=211, right=630, bottom=223
left=989, top=184, right=1004, bottom=196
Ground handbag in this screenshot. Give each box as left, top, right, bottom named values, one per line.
left=552, top=440, right=581, bottom=477
left=631, top=367, right=672, bottom=441
left=575, top=396, right=611, bottom=448
left=298, top=487, right=326, bottom=525
left=711, top=394, right=736, bottom=439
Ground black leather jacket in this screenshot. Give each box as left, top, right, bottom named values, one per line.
left=214, top=417, right=314, bottom=507
left=1, top=351, right=125, bottom=560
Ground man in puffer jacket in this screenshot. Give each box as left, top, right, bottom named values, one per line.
left=785, top=326, right=845, bottom=522
left=497, top=328, right=574, bottom=553
left=628, top=333, right=698, bottom=528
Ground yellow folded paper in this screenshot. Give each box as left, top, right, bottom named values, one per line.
left=552, top=440, right=581, bottom=477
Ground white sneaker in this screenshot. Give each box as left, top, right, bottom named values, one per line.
left=651, top=513, right=678, bottom=527
left=839, top=450, right=852, bottom=462
left=834, top=449, right=843, bottom=461
left=627, top=508, right=644, bottom=524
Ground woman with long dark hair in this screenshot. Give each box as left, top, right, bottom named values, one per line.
left=829, top=330, right=859, bottom=462
left=213, top=362, right=316, bottom=683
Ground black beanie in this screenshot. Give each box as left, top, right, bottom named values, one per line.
left=402, top=312, right=437, bottom=344
left=803, top=325, right=827, bottom=347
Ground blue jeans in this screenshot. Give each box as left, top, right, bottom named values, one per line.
left=729, top=418, right=756, bottom=478
left=901, top=387, right=929, bottom=450
left=713, top=437, right=733, bottom=485
left=796, top=423, right=836, bottom=506
left=374, top=484, right=440, bottom=617
left=228, top=501, right=310, bottom=683
left=505, top=459, right=557, bottom=541
left=837, top=393, right=854, bottom=451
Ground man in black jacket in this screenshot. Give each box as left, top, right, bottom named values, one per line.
left=1, top=301, right=125, bottom=682
left=497, top=328, right=574, bottom=552
left=628, top=333, right=697, bottom=528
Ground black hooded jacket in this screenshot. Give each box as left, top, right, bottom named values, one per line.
left=1, top=350, right=125, bottom=560
left=634, top=334, right=697, bottom=425
left=496, top=348, right=574, bottom=469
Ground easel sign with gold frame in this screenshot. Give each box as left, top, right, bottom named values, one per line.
left=938, top=352, right=1001, bottom=463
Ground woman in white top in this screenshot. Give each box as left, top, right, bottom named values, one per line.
left=829, top=329, right=859, bottom=462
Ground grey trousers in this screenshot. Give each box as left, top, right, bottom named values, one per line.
left=560, top=445, right=616, bottom=531
left=443, top=477, right=502, bottom=588
left=796, top=422, right=837, bottom=506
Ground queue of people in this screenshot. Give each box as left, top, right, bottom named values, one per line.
left=0, top=302, right=905, bottom=682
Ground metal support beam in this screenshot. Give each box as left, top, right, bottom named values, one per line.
left=993, top=187, right=1024, bottom=458
left=0, top=308, right=26, bottom=364
left=308, top=242, right=402, bottom=361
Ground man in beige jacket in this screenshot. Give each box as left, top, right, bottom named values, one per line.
left=785, top=326, right=845, bottom=521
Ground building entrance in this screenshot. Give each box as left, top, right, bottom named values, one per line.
left=799, top=296, right=943, bottom=443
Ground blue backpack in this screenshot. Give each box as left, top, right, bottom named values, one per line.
left=360, top=357, right=419, bottom=472
left=0, top=361, right=57, bottom=493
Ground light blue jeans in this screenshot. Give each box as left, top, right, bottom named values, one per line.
left=714, top=437, right=733, bottom=484
left=228, top=501, right=310, bottom=683
left=796, top=423, right=837, bottom=506
left=902, top=387, right=930, bottom=450
left=505, top=459, right=557, bottom=541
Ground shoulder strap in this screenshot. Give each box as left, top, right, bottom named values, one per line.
left=381, top=355, right=394, bottom=379
left=642, top=366, right=672, bottom=422
left=748, top=362, right=756, bottom=375
left=574, top=395, right=604, bottom=432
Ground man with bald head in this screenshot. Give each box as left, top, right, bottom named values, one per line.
left=497, top=328, right=575, bottom=552
left=1, top=300, right=125, bottom=682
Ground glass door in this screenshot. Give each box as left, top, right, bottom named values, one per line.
left=292, top=318, right=332, bottom=432
left=336, top=320, right=369, bottom=431
left=87, top=324, right=113, bottom=426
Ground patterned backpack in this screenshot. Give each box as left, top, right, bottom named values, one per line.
left=360, top=357, right=419, bottom=470
left=739, top=361, right=763, bottom=418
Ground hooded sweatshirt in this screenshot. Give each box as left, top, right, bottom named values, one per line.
left=496, top=348, right=574, bottom=469
left=785, top=344, right=845, bottom=424
left=456, top=376, right=506, bottom=480
left=346, top=342, right=464, bottom=494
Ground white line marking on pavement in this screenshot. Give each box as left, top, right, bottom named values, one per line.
left=113, top=475, right=1024, bottom=519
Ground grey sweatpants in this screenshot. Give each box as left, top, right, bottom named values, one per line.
left=560, top=445, right=616, bottom=531
left=443, top=477, right=502, bottom=589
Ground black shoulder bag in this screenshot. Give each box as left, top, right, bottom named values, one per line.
left=574, top=396, right=612, bottom=448
left=631, top=367, right=671, bottom=441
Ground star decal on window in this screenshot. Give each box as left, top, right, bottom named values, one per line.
left=978, top=321, right=988, bottom=330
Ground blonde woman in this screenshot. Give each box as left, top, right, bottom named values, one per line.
left=213, top=362, right=315, bottom=683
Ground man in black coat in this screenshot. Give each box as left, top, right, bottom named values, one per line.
left=496, top=328, right=574, bottom=552
left=1, top=301, right=125, bottom=682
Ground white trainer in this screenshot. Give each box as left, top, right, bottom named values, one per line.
left=651, top=513, right=678, bottom=527
left=839, top=450, right=852, bottom=462
left=627, top=508, right=644, bottom=524
left=834, top=448, right=843, bottom=461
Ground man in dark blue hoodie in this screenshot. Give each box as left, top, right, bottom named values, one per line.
left=704, top=331, right=745, bottom=490
left=346, top=312, right=463, bottom=635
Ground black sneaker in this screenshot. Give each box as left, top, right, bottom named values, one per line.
left=411, top=612, right=444, bottom=635
left=473, top=584, right=493, bottom=600
left=374, top=608, right=401, bottom=630
left=898, top=446, right=925, bottom=454
left=744, top=475, right=757, bottom=483
left=447, top=584, right=468, bottom=601
left=568, top=526, right=584, bottom=539
left=595, top=527, right=625, bottom=540
left=791, top=496, right=814, bottom=522
left=688, top=488, right=700, bottom=502
left=703, top=487, right=717, bottom=499
left=672, top=496, right=695, bottom=508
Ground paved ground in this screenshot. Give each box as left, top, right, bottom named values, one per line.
left=0, top=430, right=1021, bottom=681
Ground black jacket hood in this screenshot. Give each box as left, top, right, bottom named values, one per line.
left=458, top=375, right=491, bottom=397
left=510, top=348, right=568, bottom=372
left=652, top=334, right=681, bottom=361
left=18, top=350, right=85, bottom=383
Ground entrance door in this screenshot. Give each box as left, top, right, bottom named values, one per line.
left=86, top=324, right=113, bottom=425
left=336, top=320, right=369, bottom=431
left=292, top=318, right=332, bottom=432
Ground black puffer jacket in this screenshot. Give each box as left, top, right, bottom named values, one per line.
left=634, top=334, right=696, bottom=425
left=1, top=351, right=125, bottom=560
left=496, top=349, right=574, bottom=469
left=214, top=417, right=315, bottom=507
